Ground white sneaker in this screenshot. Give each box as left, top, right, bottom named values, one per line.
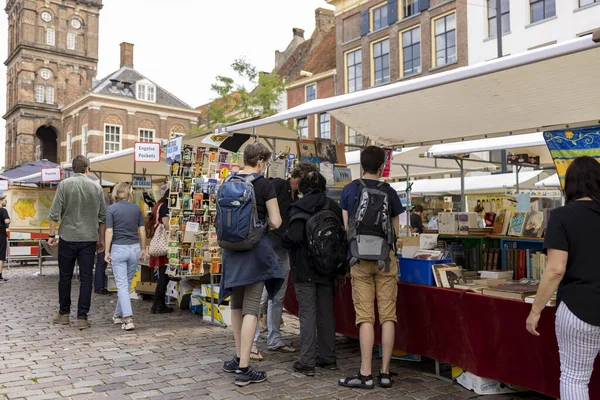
left=112, top=314, right=124, bottom=325
left=121, top=317, right=135, bottom=331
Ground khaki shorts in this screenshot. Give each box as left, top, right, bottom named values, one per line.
left=350, top=252, right=398, bottom=326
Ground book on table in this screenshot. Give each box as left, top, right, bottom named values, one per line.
left=479, top=270, right=514, bottom=280
left=525, top=293, right=557, bottom=307
left=472, top=278, right=507, bottom=286
left=454, top=283, right=487, bottom=293
left=482, top=284, right=539, bottom=301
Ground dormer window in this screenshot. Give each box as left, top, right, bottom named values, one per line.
left=136, top=80, right=156, bottom=103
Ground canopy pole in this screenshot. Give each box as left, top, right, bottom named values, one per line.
left=403, top=165, right=411, bottom=236
left=516, top=165, right=522, bottom=192
left=457, top=159, right=466, bottom=212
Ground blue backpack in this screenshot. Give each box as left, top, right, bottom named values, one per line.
left=216, top=173, right=266, bottom=251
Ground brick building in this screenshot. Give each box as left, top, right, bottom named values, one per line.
left=4, top=0, right=198, bottom=168
left=326, top=0, right=468, bottom=145
left=275, top=8, right=338, bottom=141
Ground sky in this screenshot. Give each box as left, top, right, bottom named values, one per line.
left=0, top=0, right=333, bottom=169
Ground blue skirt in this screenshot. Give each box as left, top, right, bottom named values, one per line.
left=219, top=235, right=284, bottom=304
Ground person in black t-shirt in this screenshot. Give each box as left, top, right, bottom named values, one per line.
left=0, top=194, right=10, bottom=282
left=526, top=156, right=600, bottom=399
left=410, top=205, right=424, bottom=234
left=221, top=142, right=283, bottom=388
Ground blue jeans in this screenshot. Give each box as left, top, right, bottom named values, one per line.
left=111, top=244, right=140, bottom=318
left=254, top=247, right=291, bottom=349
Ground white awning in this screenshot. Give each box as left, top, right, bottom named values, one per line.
left=220, top=35, right=600, bottom=146
left=390, top=170, right=544, bottom=195
left=535, top=173, right=560, bottom=187
left=347, top=146, right=497, bottom=179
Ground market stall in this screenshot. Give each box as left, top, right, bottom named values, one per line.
left=221, top=31, right=600, bottom=397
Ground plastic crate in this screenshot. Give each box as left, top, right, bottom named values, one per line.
left=398, top=257, right=452, bottom=286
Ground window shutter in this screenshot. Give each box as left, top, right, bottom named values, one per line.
left=387, top=0, right=398, bottom=25
left=360, top=10, right=369, bottom=36
left=418, top=0, right=430, bottom=12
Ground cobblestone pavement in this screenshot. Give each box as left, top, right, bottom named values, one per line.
left=0, top=266, right=551, bottom=400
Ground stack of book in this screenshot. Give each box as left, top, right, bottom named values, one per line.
left=482, top=283, right=539, bottom=301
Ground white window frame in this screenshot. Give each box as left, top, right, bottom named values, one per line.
left=401, top=26, right=421, bottom=77
left=371, top=37, right=390, bottom=86
left=81, top=124, right=88, bottom=156
left=305, top=84, right=316, bottom=102
left=138, top=128, right=155, bottom=142
left=433, top=12, right=457, bottom=68
left=66, top=132, right=73, bottom=162
left=35, top=85, right=45, bottom=103
left=46, top=28, right=55, bottom=46
left=136, top=80, right=157, bottom=103
left=67, top=32, right=76, bottom=50
left=319, top=113, right=331, bottom=139
left=45, top=86, right=54, bottom=104
left=104, top=124, right=122, bottom=155
left=345, top=48, right=362, bottom=93
left=297, top=118, right=308, bottom=138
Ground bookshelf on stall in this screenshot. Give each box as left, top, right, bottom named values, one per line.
left=499, top=237, right=545, bottom=280
left=437, top=235, right=497, bottom=272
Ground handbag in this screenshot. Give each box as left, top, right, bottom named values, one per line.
left=148, top=204, right=168, bottom=257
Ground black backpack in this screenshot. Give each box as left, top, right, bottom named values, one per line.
left=291, top=198, right=347, bottom=276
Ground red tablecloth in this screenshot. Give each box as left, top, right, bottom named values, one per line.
left=283, top=280, right=600, bottom=398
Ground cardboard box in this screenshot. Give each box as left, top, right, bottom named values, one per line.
left=452, top=367, right=525, bottom=395
left=166, top=281, right=178, bottom=299
left=399, top=236, right=420, bottom=259
left=201, top=299, right=231, bottom=327
left=136, top=281, right=157, bottom=294
left=199, top=284, right=230, bottom=302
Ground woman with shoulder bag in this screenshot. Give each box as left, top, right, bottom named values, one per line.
left=149, top=188, right=173, bottom=314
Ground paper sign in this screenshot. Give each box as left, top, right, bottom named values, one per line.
left=134, top=142, right=161, bottom=162
left=0, top=180, right=8, bottom=191
left=41, top=167, right=61, bottom=182
left=132, top=175, right=152, bottom=189
left=516, top=193, right=531, bottom=212
left=202, top=133, right=231, bottom=147
left=420, top=234, right=439, bottom=250
left=185, top=222, right=200, bottom=232
left=166, top=136, right=183, bottom=162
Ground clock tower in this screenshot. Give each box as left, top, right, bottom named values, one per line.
left=4, top=0, right=102, bottom=168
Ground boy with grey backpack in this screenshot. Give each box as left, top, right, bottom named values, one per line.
left=338, top=146, right=404, bottom=390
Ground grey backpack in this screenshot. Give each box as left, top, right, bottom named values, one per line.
left=348, top=179, right=395, bottom=271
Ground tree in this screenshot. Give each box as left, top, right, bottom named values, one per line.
left=204, top=58, right=285, bottom=127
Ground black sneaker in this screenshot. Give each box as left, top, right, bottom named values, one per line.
left=316, top=360, right=338, bottom=370
left=223, top=356, right=239, bottom=373
left=378, top=372, right=393, bottom=388
left=293, top=361, right=315, bottom=376
left=235, top=365, right=267, bottom=387
left=339, top=372, right=374, bottom=389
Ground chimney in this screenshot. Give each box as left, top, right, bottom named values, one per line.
left=120, top=42, right=134, bottom=69
left=315, top=8, right=335, bottom=34
left=292, top=28, right=305, bottom=39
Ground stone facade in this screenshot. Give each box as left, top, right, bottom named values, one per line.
left=4, top=0, right=199, bottom=169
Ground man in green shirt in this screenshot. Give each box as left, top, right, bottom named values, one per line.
left=48, top=155, right=106, bottom=330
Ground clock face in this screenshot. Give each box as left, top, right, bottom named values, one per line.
left=71, top=19, right=81, bottom=29
left=41, top=11, right=52, bottom=22
left=40, top=69, right=51, bottom=80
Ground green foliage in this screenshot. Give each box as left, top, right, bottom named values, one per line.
left=204, top=57, right=285, bottom=127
